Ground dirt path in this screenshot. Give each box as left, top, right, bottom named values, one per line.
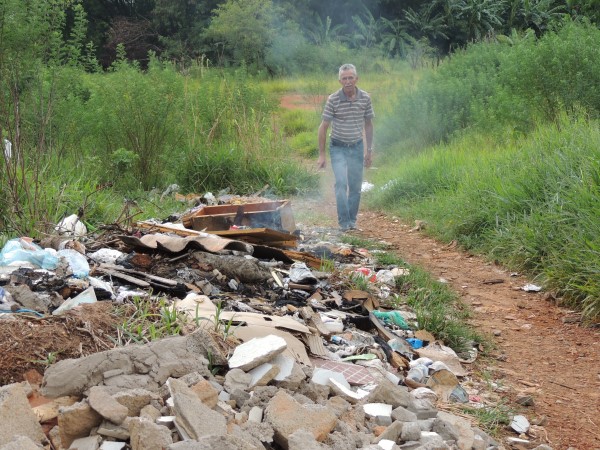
left=295, top=170, right=600, bottom=450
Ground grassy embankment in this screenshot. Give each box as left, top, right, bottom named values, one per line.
left=366, top=22, right=600, bottom=322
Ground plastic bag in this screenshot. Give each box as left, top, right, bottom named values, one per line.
left=0, top=238, right=59, bottom=269
left=57, top=249, right=90, bottom=278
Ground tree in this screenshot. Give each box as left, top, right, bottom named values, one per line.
left=203, top=0, right=276, bottom=68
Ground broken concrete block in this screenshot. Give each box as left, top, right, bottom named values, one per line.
left=128, top=417, right=173, bottom=450
left=189, top=379, right=218, bottom=408
left=88, top=386, right=129, bottom=425
left=248, top=406, right=264, bottom=423
left=240, top=420, right=274, bottom=445
left=113, top=388, right=160, bottom=417
left=367, top=379, right=412, bottom=409
left=391, top=406, right=418, bottom=423
left=167, top=434, right=261, bottom=450
left=273, top=361, right=306, bottom=390
left=265, top=390, right=337, bottom=449
left=288, top=429, right=328, bottom=450
left=248, top=363, right=280, bottom=387
left=363, top=403, right=393, bottom=419
left=224, top=369, right=252, bottom=393
left=0, top=435, right=43, bottom=450
left=328, top=378, right=370, bottom=404
left=0, top=383, right=46, bottom=446
left=436, top=411, right=475, bottom=450
left=68, top=435, right=102, bottom=450
left=42, top=332, right=212, bottom=398
left=228, top=335, right=287, bottom=371
left=325, top=396, right=351, bottom=418
left=374, top=421, right=404, bottom=444
left=169, top=379, right=227, bottom=440
left=99, top=442, right=127, bottom=450
left=58, top=400, right=103, bottom=448
left=139, top=404, right=161, bottom=422
left=96, top=421, right=130, bottom=440
left=400, top=422, right=422, bottom=442
left=272, top=354, right=294, bottom=381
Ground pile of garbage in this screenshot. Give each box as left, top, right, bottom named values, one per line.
left=0, top=196, right=552, bottom=450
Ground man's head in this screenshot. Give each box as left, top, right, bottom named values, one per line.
left=338, top=63, right=358, bottom=95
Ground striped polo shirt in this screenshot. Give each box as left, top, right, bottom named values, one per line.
left=322, top=87, right=375, bottom=144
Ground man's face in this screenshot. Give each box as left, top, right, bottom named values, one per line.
left=339, top=70, right=358, bottom=94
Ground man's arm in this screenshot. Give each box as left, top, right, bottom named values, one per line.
left=364, top=118, right=373, bottom=168
left=317, top=120, right=330, bottom=169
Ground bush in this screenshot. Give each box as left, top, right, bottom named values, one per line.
left=379, top=21, right=600, bottom=151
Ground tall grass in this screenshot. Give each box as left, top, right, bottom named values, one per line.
left=369, top=116, right=600, bottom=321
left=379, top=21, right=600, bottom=151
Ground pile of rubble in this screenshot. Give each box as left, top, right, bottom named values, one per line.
left=0, top=196, right=552, bottom=450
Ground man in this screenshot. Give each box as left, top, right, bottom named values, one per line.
left=318, top=63, right=374, bottom=231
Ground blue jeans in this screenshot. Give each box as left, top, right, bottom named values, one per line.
left=330, top=142, right=364, bottom=229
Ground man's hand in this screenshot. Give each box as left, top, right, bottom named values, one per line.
left=317, top=155, right=327, bottom=169
left=364, top=152, right=372, bottom=168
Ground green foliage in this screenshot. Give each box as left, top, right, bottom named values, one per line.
left=204, top=0, right=276, bottom=68
left=113, top=296, right=185, bottom=345
left=380, top=21, right=600, bottom=150
left=371, top=114, right=600, bottom=321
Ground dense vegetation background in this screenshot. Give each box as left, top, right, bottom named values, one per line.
left=1, top=0, right=599, bottom=319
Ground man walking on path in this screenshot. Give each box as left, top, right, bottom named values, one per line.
left=318, top=63, right=374, bottom=231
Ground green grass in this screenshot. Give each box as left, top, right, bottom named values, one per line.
left=369, top=115, right=600, bottom=322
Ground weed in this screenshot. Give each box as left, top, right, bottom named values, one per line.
left=32, top=351, right=59, bottom=367
left=319, top=257, right=335, bottom=273
left=348, top=272, right=371, bottom=292
left=112, top=296, right=184, bottom=346
left=460, top=402, right=512, bottom=437
left=195, top=299, right=238, bottom=339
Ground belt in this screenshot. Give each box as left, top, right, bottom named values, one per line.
left=330, top=138, right=363, bottom=147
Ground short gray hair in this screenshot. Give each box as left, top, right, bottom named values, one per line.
left=338, top=63, right=357, bottom=80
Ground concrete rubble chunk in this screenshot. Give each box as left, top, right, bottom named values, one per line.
left=400, top=421, right=422, bottom=442
left=42, top=331, right=213, bottom=398
left=189, top=379, right=219, bottom=408
left=128, top=417, right=173, bottom=450
left=0, top=383, right=46, bottom=446
left=99, top=442, right=127, bottom=450
left=228, top=335, right=287, bottom=371
left=68, top=435, right=102, bottom=450
left=328, top=378, right=370, bottom=403
left=169, top=378, right=227, bottom=440
left=113, top=389, right=160, bottom=417
left=368, top=379, right=413, bottom=409
left=364, top=403, right=393, bottom=418
left=288, top=429, right=328, bottom=450
left=97, top=421, right=130, bottom=440
left=168, top=434, right=261, bottom=450
left=0, top=435, right=44, bottom=450
left=88, top=386, right=129, bottom=424
left=274, top=361, right=307, bottom=390
left=374, top=421, right=404, bottom=444
left=58, top=400, right=102, bottom=448
left=248, top=406, right=264, bottom=423
left=272, top=354, right=295, bottom=381
left=248, top=363, right=280, bottom=387
left=224, top=369, right=252, bottom=393
left=435, top=411, right=475, bottom=450
left=265, top=390, right=337, bottom=449
left=241, top=420, right=275, bottom=444
left=391, top=406, right=418, bottom=423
